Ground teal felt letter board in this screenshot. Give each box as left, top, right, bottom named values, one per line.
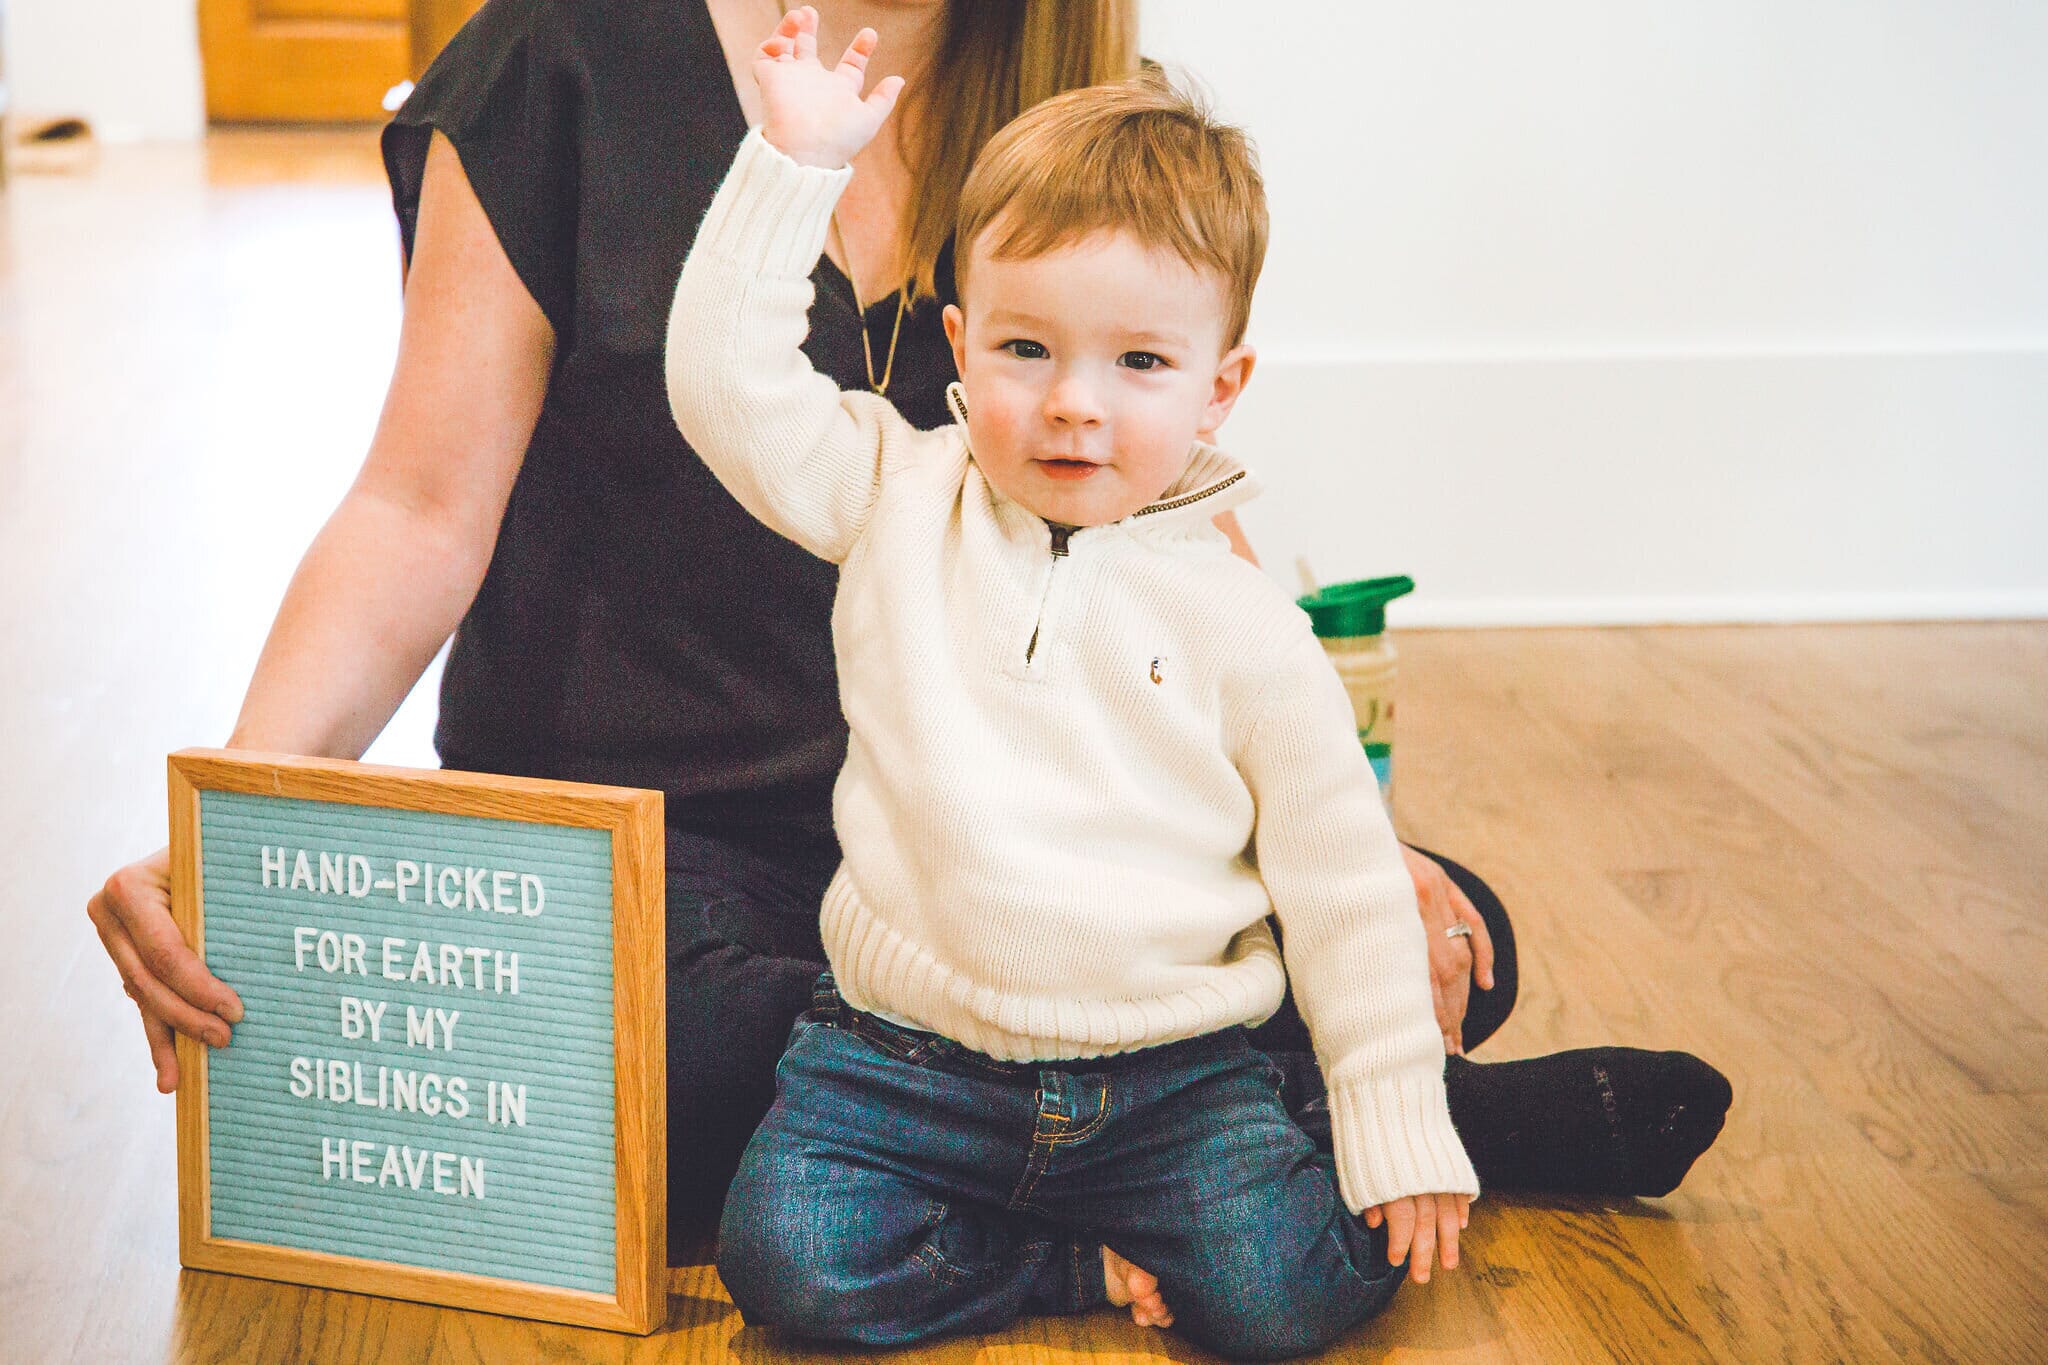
left=169, top=751, right=665, bottom=1333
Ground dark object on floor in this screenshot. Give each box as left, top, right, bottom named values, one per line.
left=1445, top=1048, right=1734, bottom=1197
left=25, top=117, right=91, bottom=143
left=8, top=115, right=99, bottom=175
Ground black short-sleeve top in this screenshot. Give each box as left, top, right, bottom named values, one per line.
left=381, top=0, right=959, bottom=855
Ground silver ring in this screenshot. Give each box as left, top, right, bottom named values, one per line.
left=1444, top=922, right=1474, bottom=941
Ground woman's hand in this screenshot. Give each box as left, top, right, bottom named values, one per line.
left=85, top=847, right=243, bottom=1093
left=1364, top=1191, right=1471, bottom=1284
left=1401, top=844, right=1495, bottom=1056
left=754, top=6, right=905, bottom=170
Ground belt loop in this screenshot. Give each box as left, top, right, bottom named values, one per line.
left=811, top=969, right=839, bottom=1024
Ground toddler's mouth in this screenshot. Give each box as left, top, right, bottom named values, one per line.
left=1036, top=458, right=1102, bottom=481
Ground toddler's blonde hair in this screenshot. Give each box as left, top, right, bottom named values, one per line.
left=954, top=66, right=1268, bottom=351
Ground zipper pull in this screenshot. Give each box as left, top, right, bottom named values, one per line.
left=1048, top=523, right=1074, bottom=557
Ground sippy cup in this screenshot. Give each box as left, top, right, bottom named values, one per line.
left=1295, top=574, right=1415, bottom=813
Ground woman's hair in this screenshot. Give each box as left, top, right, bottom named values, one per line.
left=892, top=0, right=1141, bottom=310
left=952, top=66, right=1268, bottom=351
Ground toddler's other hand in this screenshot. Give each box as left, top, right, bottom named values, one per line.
left=1364, top=1191, right=1470, bottom=1284
left=754, top=5, right=905, bottom=170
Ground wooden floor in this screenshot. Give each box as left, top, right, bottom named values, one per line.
left=4, top=132, right=2044, bottom=1363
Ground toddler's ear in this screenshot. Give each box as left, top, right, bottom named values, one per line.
left=942, top=304, right=967, bottom=377
left=1202, top=343, right=1256, bottom=436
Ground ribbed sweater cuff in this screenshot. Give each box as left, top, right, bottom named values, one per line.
left=1326, top=1065, right=1482, bottom=1214
left=694, top=124, right=853, bottom=278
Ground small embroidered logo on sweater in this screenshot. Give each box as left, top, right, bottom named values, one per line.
left=1150, top=657, right=1166, bottom=685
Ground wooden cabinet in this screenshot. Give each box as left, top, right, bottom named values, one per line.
left=199, top=0, right=485, bottom=122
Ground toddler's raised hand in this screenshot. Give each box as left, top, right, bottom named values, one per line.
left=1364, top=1191, right=1471, bottom=1284
left=754, top=5, right=905, bottom=170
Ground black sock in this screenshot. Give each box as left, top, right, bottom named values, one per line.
left=1443, top=1048, right=1733, bottom=1198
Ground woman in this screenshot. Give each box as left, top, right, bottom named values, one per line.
left=85, top=0, right=1728, bottom=1264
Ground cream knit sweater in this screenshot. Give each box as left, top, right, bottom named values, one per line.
left=665, top=127, right=1477, bottom=1211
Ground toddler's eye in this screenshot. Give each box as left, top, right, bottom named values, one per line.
left=1000, top=340, right=1048, bottom=359
left=1121, top=351, right=1169, bottom=371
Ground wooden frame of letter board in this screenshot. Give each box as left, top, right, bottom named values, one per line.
left=167, top=749, right=666, bottom=1334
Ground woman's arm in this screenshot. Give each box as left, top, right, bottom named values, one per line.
left=86, top=130, right=554, bottom=1092
left=232, top=131, right=552, bottom=754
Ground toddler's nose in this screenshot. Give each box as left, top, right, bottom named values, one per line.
left=1044, top=372, right=1105, bottom=427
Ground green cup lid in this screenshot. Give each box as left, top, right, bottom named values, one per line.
left=1296, top=575, right=1415, bottom=637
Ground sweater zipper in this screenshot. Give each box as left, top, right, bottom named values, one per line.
left=1018, top=473, right=1239, bottom=672
left=1129, top=469, right=1247, bottom=520
left=1023, top=523, right=1073, bottom=669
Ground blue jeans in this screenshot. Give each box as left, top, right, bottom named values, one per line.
left=717, top=971, right=1407, bottom=1361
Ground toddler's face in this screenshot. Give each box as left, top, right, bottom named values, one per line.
left=943, top=226, right=1254, bottom=529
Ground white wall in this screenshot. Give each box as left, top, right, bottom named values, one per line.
left=10, top=1, right=2041, bottom=621
left=4, top=0, right=205, bottom=141
left=1143, top=1, right=2048, bottom=623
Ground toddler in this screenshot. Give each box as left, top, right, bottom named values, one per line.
left=664, top=9, right=1477, bottom=1358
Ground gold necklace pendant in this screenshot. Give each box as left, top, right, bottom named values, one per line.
left=865, top=291, right=908, bottom=396
left=831, top=213, right=907, bottom=396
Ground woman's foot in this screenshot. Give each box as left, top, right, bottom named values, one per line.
left=1103, top=1245, right=1173, bottom=1328
left=1444, top=1048, right=1733, bottom=1197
